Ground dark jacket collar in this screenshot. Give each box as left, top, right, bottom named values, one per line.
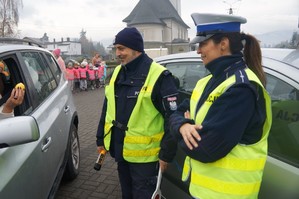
left=206, top=53, right=244, bottom=78
left=122, top=52, right=144, bottom=73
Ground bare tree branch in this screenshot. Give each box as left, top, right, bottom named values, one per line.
left=0, top=0, right=23, bottom=37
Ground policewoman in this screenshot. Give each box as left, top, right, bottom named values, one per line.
left=96, top=27, right=178, bottom=199
left=169, top=13, right=272, bottom=199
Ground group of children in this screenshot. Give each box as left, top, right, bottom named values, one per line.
left=66, top=59, right=107, bottom=93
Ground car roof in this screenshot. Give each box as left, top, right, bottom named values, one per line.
left=0, top=38, right=50, bottom=54
left=261, top=48, right=299, bottom=69
left=0, top=44, right=50, bottom=53
left=155, top=51, right=200, bottom=63
left=155, top=48, right=299, bottom=84
left=155, top=48, right=299, bottom=66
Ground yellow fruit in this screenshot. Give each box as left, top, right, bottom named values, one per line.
left=15, top=83, right=25, bottom=90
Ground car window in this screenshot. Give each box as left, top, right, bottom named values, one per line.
left=165, top=62, right=208, bottom=92
left=0, top=56, right=31, bottom=116
left=45, top=53, right=61, bottom=82
left=21, top=52, right=58, bottom=102
left=266, top=74, right=299, bottom=167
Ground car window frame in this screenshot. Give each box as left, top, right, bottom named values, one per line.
left=0, top=52, right=33, bottom=116
left=264, top=66, right=299, bottom=168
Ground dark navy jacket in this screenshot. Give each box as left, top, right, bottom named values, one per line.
left=96, top=53, right=179, bottom=162
left=169, top=54, right=266, bottom=163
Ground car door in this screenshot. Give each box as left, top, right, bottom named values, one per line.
left=19, top=51, right=71, bottom=198
left=259, top=63, right=299, bottom=199
left=0, top=50, right=70, bottom=199
left=0, top=53, right=39, bottom=198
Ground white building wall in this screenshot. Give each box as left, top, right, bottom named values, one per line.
left=136, top=24, right=164, bottom=42
left=46, top=42, right=81, bottom=55
left=136, top=21, right=188, bottom=43
left=145, top=48, right=168, bottom=59
left=65, top=43, right=81, bottom=55
left=169, top=0, right=181, bottom=16
left=163, top=19, right=187, bottom=41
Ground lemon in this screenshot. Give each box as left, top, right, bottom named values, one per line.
left=15, top=83, right=25, bottom=90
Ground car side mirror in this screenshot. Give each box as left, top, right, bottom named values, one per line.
left=0, top=116, right=40, bottom=148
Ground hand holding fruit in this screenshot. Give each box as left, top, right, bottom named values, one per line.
left=2, top=83, right=25, bottom=114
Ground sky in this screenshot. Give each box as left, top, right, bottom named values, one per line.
left=18, top=0, right=299, bottom=47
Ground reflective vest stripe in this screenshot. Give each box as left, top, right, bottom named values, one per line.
left=124, top=132, right=163, bottom=144
left=123, top=148, right=160, bottom=158
left=192, top=172, right=261, bottom=195
left=209, top=156, right=266, bottom=171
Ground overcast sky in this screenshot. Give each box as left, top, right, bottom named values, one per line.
left=18, top=0, right=299, bottom=46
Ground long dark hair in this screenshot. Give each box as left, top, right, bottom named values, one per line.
left=211, top=33, right=266, bottom=87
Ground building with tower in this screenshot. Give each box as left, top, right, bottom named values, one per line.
left=123, top=0, right=190, bottom=55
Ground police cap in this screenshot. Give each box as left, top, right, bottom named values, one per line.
left=190, top=13, right=247, bottom=44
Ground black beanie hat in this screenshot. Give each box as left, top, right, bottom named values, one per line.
left=113, top=27, right=144, bottom=52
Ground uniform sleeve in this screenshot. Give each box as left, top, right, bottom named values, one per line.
left=169, top=98, right=195, bottom=140
left=96, top=97, right=107, bottom=146
left=180, top=84, right=258, bottom=163
left=153, top=70, right=179, bottom=162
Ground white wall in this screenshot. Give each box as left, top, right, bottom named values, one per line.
left=145, top=48, right=168, bottom=59
left=169, top=0, right=181, bottom=16
left=135, top=20, right=187, bottom=43
left=46, top=42, right=81, bottom=56
left=138, top=24, right=164, bottom=42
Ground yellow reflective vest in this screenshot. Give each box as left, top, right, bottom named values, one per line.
left=183, top=68, right=272, bottom=199
left=104, top=62, right=166, bottom=163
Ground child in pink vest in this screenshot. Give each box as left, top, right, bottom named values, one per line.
left=79, top=61, right=87, bottom=91
left=87, top=64, right=96, bottom=90
left=98, top=63, right=104, bottom=88
left=66, top=62, right=75, bottom=92
left=73, top=62, right=80, bottom=93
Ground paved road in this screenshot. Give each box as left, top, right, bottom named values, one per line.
left=55, top=88, right=122, bottom=199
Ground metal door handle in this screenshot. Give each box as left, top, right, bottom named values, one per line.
left=41, top=137, right=52, bottom=152
left=64, top=106, right=70, bottom=113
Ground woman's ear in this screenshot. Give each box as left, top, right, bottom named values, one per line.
left=220, top=38, right=230, bottom=55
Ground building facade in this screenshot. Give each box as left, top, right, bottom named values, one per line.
left=24, top=33, right=82, bottom=58
left=123, top=0, right=190, bottom=55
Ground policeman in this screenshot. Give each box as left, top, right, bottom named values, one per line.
left=96, top=27, right=178, bottom=199
left=169, top=13, right=272, bottom=199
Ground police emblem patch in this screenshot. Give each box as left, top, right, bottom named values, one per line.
left=169, top=101, right=177, bottom=111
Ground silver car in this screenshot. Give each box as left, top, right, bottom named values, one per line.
left=0, top=38, right=80, bottom=199
left=155, top=48, right=299, bottom=199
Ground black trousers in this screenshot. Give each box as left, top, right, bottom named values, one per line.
left=117, top=161, right=159, bottom=199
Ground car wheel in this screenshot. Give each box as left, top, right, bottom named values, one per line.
left=63, top=124, right=80, bottom=181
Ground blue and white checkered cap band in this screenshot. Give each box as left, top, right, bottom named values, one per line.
left=197, top=22, right=241, bottom=36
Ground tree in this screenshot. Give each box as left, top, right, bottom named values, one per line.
left=95, top=42, right=107, bottom=56
left=79, top=29, right=90, bottom=56
left=0, top=0, right=23, bottom=37
left=290, top=31, right=299, bottom=48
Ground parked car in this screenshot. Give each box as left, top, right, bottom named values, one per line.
left=155, top=48, right=299, bottom=199
left=0, top=38, right=80, bottom=199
